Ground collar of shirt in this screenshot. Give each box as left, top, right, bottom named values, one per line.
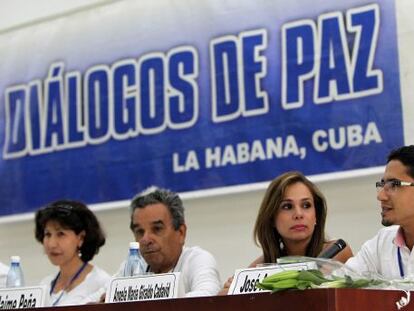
left=394, top=226, right=406, bottom=248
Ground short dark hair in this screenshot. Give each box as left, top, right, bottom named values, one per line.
left=35, top=200, right=106, bottom=262
left=130, top=188, right=185, bottom=230
left=387, top=145, right=414, bottom=178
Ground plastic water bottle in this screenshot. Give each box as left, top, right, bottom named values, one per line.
left=123, top=242, right=146, bottom=277
left=6, top=256, right=25, bottom=287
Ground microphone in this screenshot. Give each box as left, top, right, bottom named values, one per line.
left=317, top=239, right=347, bottom=259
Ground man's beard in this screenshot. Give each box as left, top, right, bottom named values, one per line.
left=381, top=218, right=394, bottom=227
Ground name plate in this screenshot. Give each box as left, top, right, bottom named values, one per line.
left=0, top=286, right=47, bottom=309
left=228, top=261, right=317, bottom=295
left=106, top=272, right=182, bottom=303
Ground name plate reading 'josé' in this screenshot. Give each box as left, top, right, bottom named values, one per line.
left=106, top=272, right=182, bottom=303
left=0, top=286, right=46, bottom=309
left=228, top=261, right=317, bottom=295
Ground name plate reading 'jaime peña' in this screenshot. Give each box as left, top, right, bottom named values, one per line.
left=228, top=261, right=317, bottom=295
left=106, top=272, right=182, bottom=303
left=0, top=286, right=47, bottom=309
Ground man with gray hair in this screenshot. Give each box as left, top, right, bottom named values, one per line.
left=127, top=188, right=221, bottom=297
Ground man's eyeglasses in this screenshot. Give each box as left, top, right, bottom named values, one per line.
left=375, top=180, right=414, bottom=193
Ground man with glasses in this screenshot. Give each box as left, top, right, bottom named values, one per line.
left=346, top=145, right=414, bottom=279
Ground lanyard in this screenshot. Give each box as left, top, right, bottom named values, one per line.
left=50, top=262, right=88, bottom=306
left=397, top=247, right=404, bottom=278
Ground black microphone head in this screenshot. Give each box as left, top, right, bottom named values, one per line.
left=335, top=239, right=347, bottom=250
left=317, top=238, right=347, bottom=259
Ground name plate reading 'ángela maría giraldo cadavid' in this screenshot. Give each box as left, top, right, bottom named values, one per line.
left=106, top=272, right=183, bottom=303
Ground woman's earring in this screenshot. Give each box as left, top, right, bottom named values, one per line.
left=279, top=238, right=285, bottom=249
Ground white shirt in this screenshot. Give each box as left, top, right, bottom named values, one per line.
left=345, top=226, right=414, bottom=279
left=0, top=262, right=8, bottom=288
left=41, top=265, right=111, bottom=306
left=115, top=246, right=221, bottom=297
left=173, top=246, right=221, bottom=297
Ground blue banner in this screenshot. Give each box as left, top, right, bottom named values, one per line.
left=0, top=0, right=402, bottom=216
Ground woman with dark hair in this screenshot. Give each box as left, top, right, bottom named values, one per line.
left=251, top=171, right=352, bottom=265
left=220, top=171, right=353, bottom=294
left=35, top=200, right=110, bottom=306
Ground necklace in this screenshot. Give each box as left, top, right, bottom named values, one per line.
left=50, top=262, right=88, bottom=306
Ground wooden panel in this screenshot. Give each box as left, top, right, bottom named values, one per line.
left=24, top=289, right=414, bottom=311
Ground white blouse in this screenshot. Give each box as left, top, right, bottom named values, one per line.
left=41, top=265, right=110, bottom=306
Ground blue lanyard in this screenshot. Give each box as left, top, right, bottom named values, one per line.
left=50, top=262, right=88, bottom=306
left=397, top=247, right=404, bottom=278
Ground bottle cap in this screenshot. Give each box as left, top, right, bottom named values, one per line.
left=10, top=256, right=20, bottom=263
left=129, top=242, right=139, bottom=249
